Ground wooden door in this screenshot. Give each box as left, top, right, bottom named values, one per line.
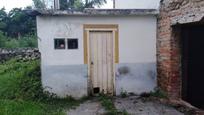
left=89, top=31, right=114, bottom=95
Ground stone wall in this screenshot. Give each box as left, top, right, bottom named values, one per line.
left=158, top=0, right=204, bottom=99
left=0, top=48, right=40, bottom=63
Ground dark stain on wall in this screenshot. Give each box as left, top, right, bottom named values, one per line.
left=118, top=66, right=130, bottom=75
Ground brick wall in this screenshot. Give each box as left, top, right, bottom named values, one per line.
left=158, top=0, right=204, bottom=99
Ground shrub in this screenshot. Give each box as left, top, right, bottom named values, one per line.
left=140, top=89, right=167, bottom=99
left=99, top=95, right=118, bottom=114
left=18, top=35, right=38, bottom=48
left=120, top=90, right=128, bottom=98
left=4, top=39, right=20, bottom=48
left=149, top=89, right=167, bottom=99
left=0, top=59, right=41, bottom=99
left=99, top=94, right=129, bottom=115
left=17, top=61, right=45, bottom=101
left=0, top=32, right=37, bottom=48
left=0, top=31, right=6, bottom=47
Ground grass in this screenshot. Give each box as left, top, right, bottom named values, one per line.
left=0, top=100, right=45, bottom=115
left=0, top=59, right=83, bottom=115
left=99, top=95, right=128, bottom=115
left=0, top=32, right=37, bottom=48
left=120, top=90, right=128, bottom=98
left=149, top=89, right=167, bottom=99
left=140, top=89, right=168, bottom=99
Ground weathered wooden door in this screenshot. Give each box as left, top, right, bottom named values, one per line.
left=89, top=31, right=114, bottom=95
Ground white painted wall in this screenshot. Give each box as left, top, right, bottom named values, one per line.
left=37, top=15, right=157, bottom=66
left=37, top=15, right=157, bottom=98
left=115, top=0, right=160, bottom=9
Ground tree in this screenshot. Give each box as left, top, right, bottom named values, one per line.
left=32, top=0, right=46, bottom=9
left=0, top=31, right=6, bottom=47
left=74, top=0, right=84, bottom=9
left=84, top=0, right=107, bottom=8
left=0, top=8, right=36, bottom=38
left=60, top=0, right=69, bottom=10
left=0, top=8, right=8, bottom=34
left=60, top=0, right=107, bottom=10
left=7, top=8, right=36, bottom=38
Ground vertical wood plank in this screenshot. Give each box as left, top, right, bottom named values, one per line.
left=107, top=32, right=114, bottom=95
left=103, top=32, right=107, bottom=93
left=89, top=32, right=94, bottom=92
left=94, top=33, right=98, bottom=88
left=88, top=30, right=115, bottom=95
left=98, top=34, right=103, bottom=92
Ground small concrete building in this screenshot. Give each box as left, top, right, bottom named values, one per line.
left=35, top=9, right=158, bottom=98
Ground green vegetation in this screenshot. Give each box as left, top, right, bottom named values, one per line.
left=0, top=32, right=37, bottom=48
left=0, top=59, right=83, bottom=115
left=32, top=0, right=46, bottom=9
left=0, top=7, right=37, bottom=48
left=140, top=89, right=168, bottom=99
left=0, top=8, right=36, bottom=38
left=149, top=89, right=167, bottom=99
left=99, top=95, right=128, bottom=115
left=0, top=0, right=107, bottom=48
left=120, top=90, right=128, bottom=98
left=59, top=0, right=107, bottom=10
left=32, top=0, right=107, bottom=10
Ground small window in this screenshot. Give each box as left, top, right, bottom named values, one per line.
left=54, top=39, right=65, bottom=49
left=68, top=39, right=78, bottom=49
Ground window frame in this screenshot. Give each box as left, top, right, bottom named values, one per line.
left=67, top=38, right=79, bottom=50
left=54, top=38, right=66, bottom=50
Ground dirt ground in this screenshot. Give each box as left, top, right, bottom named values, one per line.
left=67, top=99, right=106, bottom=115
left=114, top=96, right=184, bottom=115
left=67, top=96, right=184, bottom=115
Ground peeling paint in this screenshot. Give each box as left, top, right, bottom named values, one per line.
left=41, top=63, right=157, bottom=98
left=41, top=65, right=88, bottom=99
left=116, top=63, right=157, bottom=95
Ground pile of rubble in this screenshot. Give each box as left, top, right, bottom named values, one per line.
left=0, top=48, right=40, bottom=62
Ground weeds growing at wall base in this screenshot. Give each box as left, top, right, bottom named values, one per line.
left=0, top=59, right=83, bottom=115
left=99, top=94, right=129, bottom=115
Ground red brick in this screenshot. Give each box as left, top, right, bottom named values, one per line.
left=158, top=0, right=204, bottom=99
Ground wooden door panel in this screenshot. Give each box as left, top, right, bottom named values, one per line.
left=89, top=31, right=114, bottom=95
left=107, top=33, right=114, bottom=94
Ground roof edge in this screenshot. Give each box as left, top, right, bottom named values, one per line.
left=25, top=8, right=159, bottom=16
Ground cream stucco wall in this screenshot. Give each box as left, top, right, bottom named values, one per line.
left=37, top=15, right=157, bottom=98
left=37, top=16, right=156, bottom=66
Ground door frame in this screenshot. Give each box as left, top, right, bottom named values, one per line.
left=83, top=24, right=119, bottom=95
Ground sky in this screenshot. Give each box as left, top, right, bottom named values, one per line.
left=0, top=0, right=33, bottom=12
left=0, top=0, right=160, bottom=12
